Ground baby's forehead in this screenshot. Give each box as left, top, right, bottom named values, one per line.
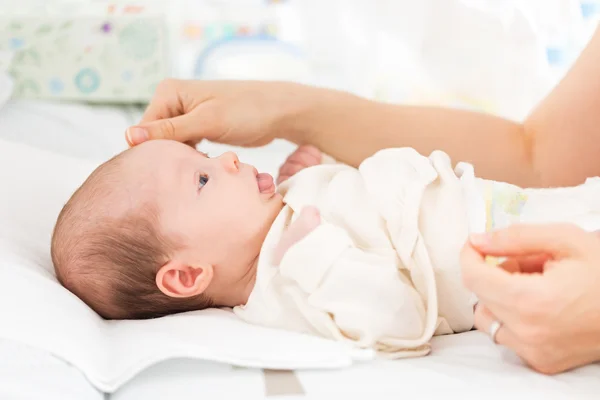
left=86, top=150, right=161, bottom=209
left=126, top=140, right=192, bottom=172
left=119, top=140, right=193, bottom=199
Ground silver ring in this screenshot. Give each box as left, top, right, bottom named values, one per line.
left=489, top=320, right=502, bottom=344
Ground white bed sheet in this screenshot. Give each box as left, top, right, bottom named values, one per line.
left=0, top=339, right=103, bottom=400
left=114, top=332, right=599, bottom=400
left=1, top=100, right=599, bottom=400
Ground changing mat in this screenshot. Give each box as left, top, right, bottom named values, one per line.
left=0, top=138, right=374, bottom=393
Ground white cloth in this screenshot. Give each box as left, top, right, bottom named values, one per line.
left=234, top=148, right=477, bottom=358
left=475, top=176, right=600, bottom=233
left=233, top=148, right=600, bottom=358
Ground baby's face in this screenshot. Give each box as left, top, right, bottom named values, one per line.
left=125, top=140, right=283, bottom=302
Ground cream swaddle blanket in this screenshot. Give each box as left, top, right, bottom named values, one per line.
left=234, top=147, right=600, bottom=358
left=234, top=148, right=479, bottom=358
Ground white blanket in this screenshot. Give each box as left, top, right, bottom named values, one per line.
left=235, top=149, right=477, bottom=358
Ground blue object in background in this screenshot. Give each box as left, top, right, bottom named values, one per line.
left=9, top=37, right=25, bottom=50
left=546, top=47, right=566, bottom=65
left=121, top=70, right=133, bottom=82
left=49, top=78, right=64, bottom=94
left=581, top=1, right=600, bottom=18
left=74, top=68, right=101, bottom=94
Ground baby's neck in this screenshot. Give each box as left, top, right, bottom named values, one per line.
left=217, top=204, right=284, bottom=307
left=236, top=255, right=259, bottom=306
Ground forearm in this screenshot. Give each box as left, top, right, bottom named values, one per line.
left=284, top=27, right=600, bottom=189
left=285, top=87, right=537, bottom=187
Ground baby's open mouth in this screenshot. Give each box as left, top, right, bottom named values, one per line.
left=256, top=171, right=275, bottom=194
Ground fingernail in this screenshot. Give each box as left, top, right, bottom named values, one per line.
left=126, top=127, right=148, bottom=145
left=469, top=233, right=490, bottom=246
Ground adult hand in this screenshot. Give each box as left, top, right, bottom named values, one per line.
left=461, top=223, right=600, bottom=374
left=125, top=79, right=312, bottom=148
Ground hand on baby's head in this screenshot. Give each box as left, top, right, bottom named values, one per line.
left=51, top=140, right=283, bottom=319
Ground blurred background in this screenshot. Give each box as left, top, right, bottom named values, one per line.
left=0, top=0, right=599, bottom=160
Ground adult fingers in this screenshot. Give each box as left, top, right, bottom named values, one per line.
left=460, top=241, right=540, bottom=305
left=498, top=258, right=520, bottom=273
left=469, top=223, right=593, bottom=259
left=126, top=115, right=190, bottom=146
left=126, top=108, right=219, bottom=146
left=474, top=303, right=521, bottom=350
left=498, top=254, right=550, bottom=274
left=138, top=79, right=186, bottom=124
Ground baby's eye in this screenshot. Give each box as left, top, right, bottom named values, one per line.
left=199, top=174, right=209, bottom=189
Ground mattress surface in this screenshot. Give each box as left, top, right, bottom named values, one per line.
left=1, top=100, right=599, bottom=400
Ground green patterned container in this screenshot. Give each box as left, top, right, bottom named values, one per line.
left=0, top=7, right=169, bottom=103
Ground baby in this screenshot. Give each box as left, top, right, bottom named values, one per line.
left=51, top=139, right=600, bottom=358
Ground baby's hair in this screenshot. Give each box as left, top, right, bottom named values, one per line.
left=51, top=151, right=214, bottom=320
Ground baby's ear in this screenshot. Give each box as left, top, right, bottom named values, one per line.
left=156, top=260, right=213, bottom=298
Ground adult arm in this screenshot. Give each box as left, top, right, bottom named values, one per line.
left=128, top=28, right=600, bottom=188
left=290, top=26, right=600, bottom=187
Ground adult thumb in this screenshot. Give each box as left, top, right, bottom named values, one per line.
left=469, top=223, right=592, bottom=259
left=126, top=113, right=213, bottom=146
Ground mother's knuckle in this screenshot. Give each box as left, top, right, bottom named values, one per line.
left=160, top=119, right=176, bottom=139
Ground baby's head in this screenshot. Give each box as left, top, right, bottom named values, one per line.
left=51, top=140, right=282, bottom=319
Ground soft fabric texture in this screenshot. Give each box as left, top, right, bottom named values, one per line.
left=235, top=148, right=600, bottom=358
left=234, top=149, right=477, bottom=357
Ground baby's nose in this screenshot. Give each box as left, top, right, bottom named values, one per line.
left=218, top=151, right=240, bottom=172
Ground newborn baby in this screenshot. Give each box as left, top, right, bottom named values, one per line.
left=51, top=140, right=600, bottom=358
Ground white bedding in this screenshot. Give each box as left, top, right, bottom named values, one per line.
left=1, top=100, right=599, bottom=400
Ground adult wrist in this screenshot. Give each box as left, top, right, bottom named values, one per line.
left=273, top=83, right=359, bottom=145
left=270, top=82, right=318, bottom=144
